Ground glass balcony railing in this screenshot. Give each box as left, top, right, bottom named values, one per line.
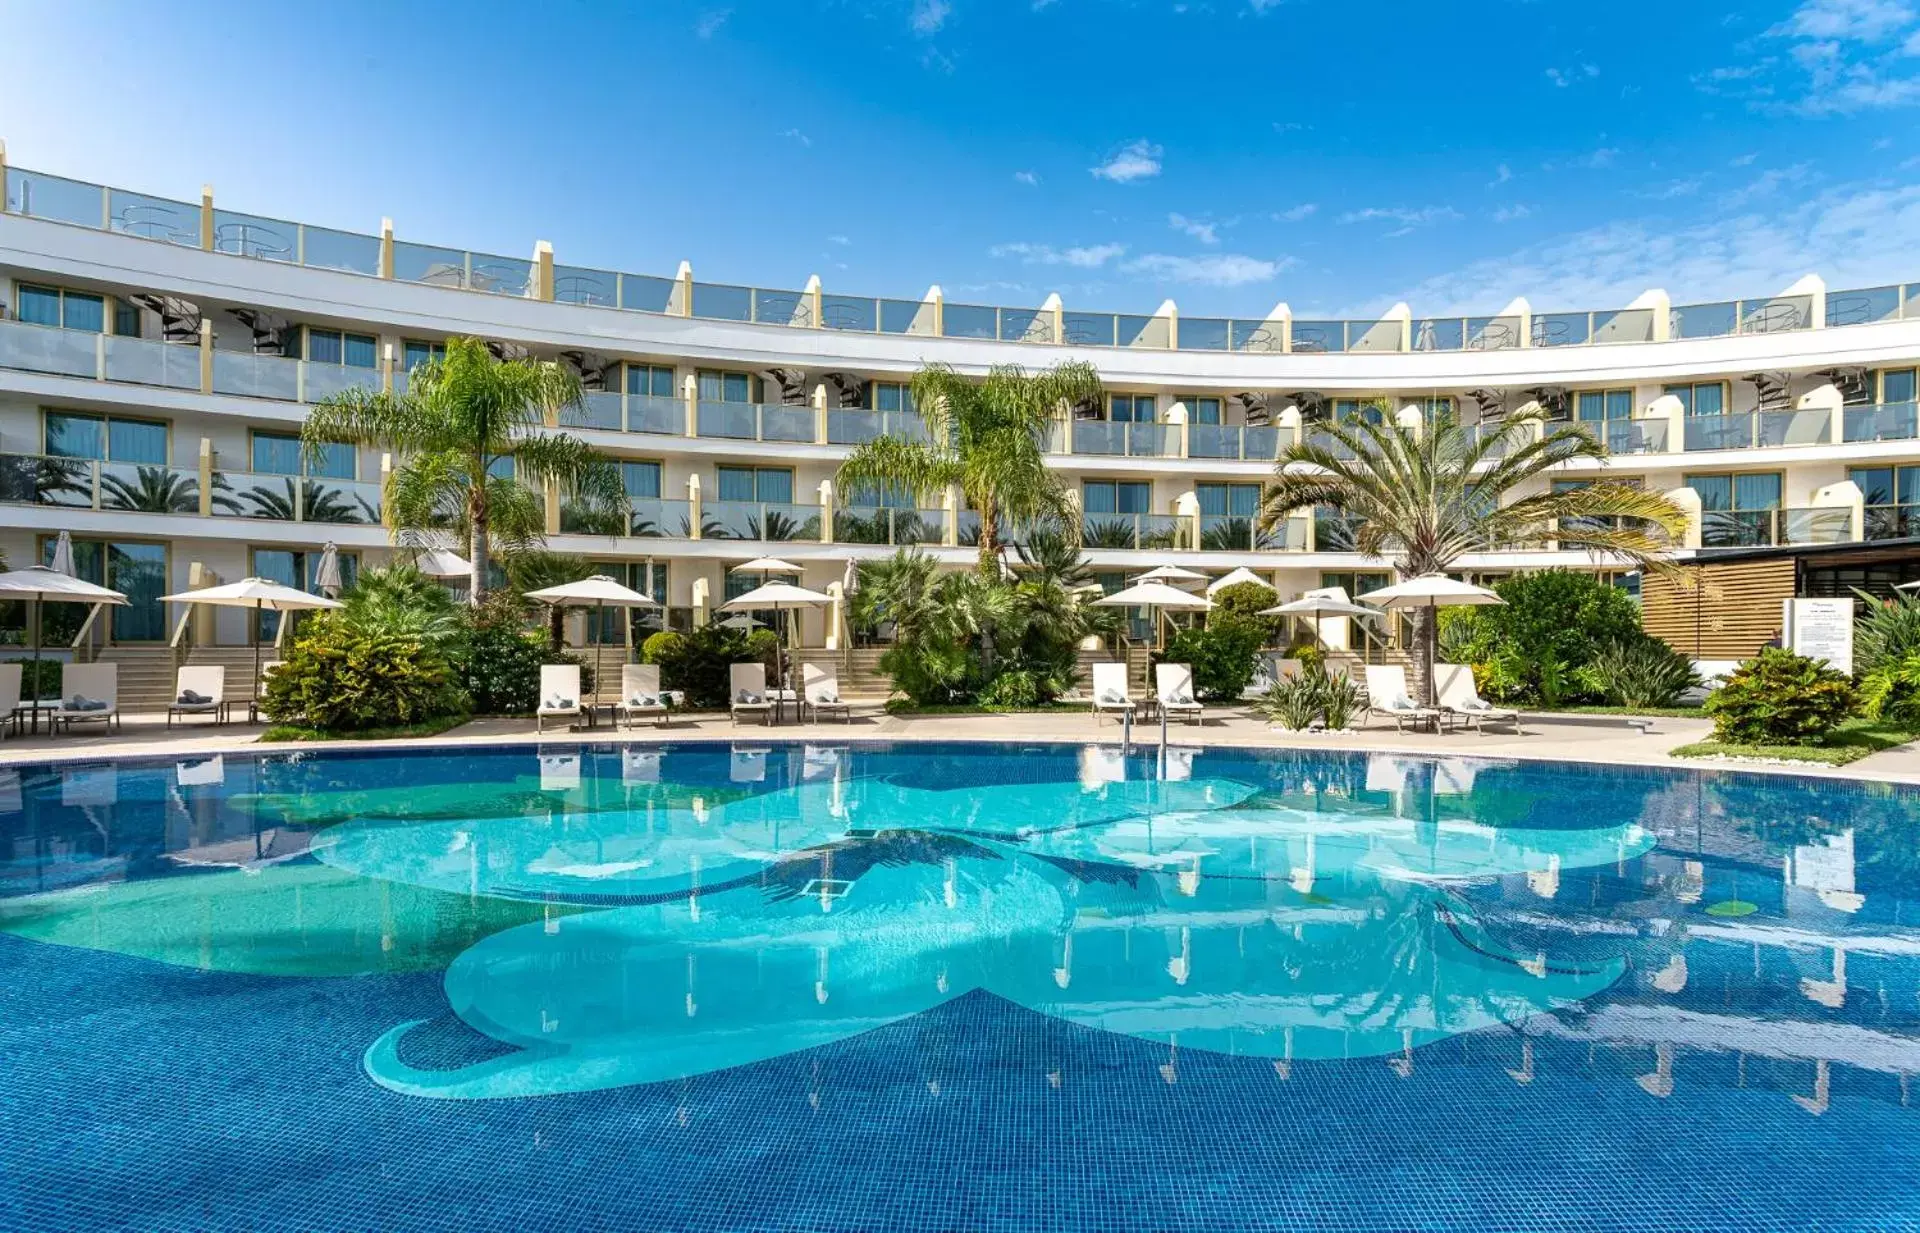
left=0, top=319, right=100, bottom=379
left=627, top=498, right=695, bottom=538
left=1684, top=413, right=1758, bottom=452
left=695, top=400, right=758, bottom=440
left=97, top=460, right=206, bottom=513
left=213, top=472, right=383, bottom=524
left=1314, top=509, right=1366, bottom=551
left=759, top=404, right=816, bottom=444
left=1865, top=503, right=1920, bottom=541
left=1757, top=408, right=1831, bottom=447
left=561, top=391, right=625, bottom=433
left=0, top=453, right=97, bottom=507
left=1082, top=513, right=1188, bottom=551
left=1685, top=409, right=1831, bottom=451
left=1781, top=507, right=1853, bottom=545
left=1700, top=509, right=1777, bottom=548
left=834, top=507, right=945, bottom=546
left=1844, top=403, right=1919, bottom=443
left=1186, top=423, right=1295, bottom=460
left=702, top=500, right=824, bottom=542
left=1571, top=418, right=1668, bottom=454
left=301, top=362, right=381, bottom=402
left=212, top=350, right=299, bottom=400
left=627, top=394, right=684, bottom=436
left=11, top=160, right=1917, bottom=356
left=1069, top=421, right=1178, bottom=457
left=102, top=334, right=199, bottom=389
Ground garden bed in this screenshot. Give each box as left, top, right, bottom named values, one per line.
left=260, top=714, right=474, bottom=743
left=1670, top=718, right=1918, bottom=767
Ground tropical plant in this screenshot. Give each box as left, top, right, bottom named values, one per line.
left=1259, top=411, right=1685, bottom=703
left=338, top=564, right=466, bottom=648
left=1083, top=518, right=1143, bottom=549
left=1580, top=638, right=1701, bottom=708
left=1440, top=570, right=1642, bottom=704
left=643, top=622, right=754, bottom=708
left=460, top=601, right=553, bottom=714
left=977, top=668, right=1043, bottom=710
left=1320, top=668, right=1362, bottom=729
left=1159, top=622, right=1263, bottom=702
left=1858, top=653, right=1920, bottom=725
left=1703, top=648, right=1856, bottom=745
left=506, top=551, right=594, bottom=650
left=262, top=610, right=468, bottom=732
left=1211, top=581, right=1284, bottom=646
left=837, top=361, right=1102, bottom=573
left=1854, top=588, right=1920, bottom=675
left=303, top=336, right=626, bottom=601
left=1261, top=673, right=1323, bottom=730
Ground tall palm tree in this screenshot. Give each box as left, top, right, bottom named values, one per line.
left=837, top=361, right=1101, bottom=574
left=1259, top=411, right=1686, bottom=704
left=303, top=336, right=625, bottom=602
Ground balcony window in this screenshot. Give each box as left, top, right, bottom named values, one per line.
left=627, top=364, right=676, bottom=397
left=1881, top=368, right=1917, bottom=404
left=44, top=410, right=167, bottom=464
left=306, top=327, right=377, bottom=368
left=844, top=481, right=914, bottom=509
left=251, top=547, right=359, bottom=640
left=697, top=369, right=756, bottom=403
left=1851, top=464, right=1920, bottom=539
left=717, top=465, right=792, bottom=504
left=872, top=382, right=917, bottom=415
left=1322, top=571, right=1390, bottom=596
left=1181, top=396, right=1222, bottom=425
left=1083, top=481, right=1151, bottom=515
left=16, top=283, right=122, bottom=334
left=1664, top=382, right=1726, bottom=417
left=1333, top=399, right=1385, bottom=425
left=252, top=431, right=355, bottom=480
left=1196, top=482, right=1261, bottom=518
left=402, top=340, right=446, bottom=372
left=623, top=461, right=663, bottom=500
left=486, top=455, right=515, bottom=481
left=1687, top=470, right=1781, bottom=546
left=1109, top=394, right=1156, bottom=423
left=1576, top=389, right=1634, bottom=421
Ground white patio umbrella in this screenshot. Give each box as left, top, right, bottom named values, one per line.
left=412, top=548, right=473, bottom=579
left=731, top=557, right=803, bottom=575
left=1261, top=594, right=1383, bottom=650
left=1137, top=564, right=1207, bottom=589
left=158, top=578, right=343, bottom=712
left=723, top=581, right=831, bottom=724
left=1096, top=580, right=1213, bottom=648
left=0, top=566, right=129, bottom=715
left=313, top=542, right=343, bottom=598
left=1360, top=574, right=1505, bottom=705
left=1206, top=567, right=1270, bottom=595
left=522, top=575, right=663, bottom=696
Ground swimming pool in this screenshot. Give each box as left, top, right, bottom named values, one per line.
left=1, top=739, right=1915, bottom=1230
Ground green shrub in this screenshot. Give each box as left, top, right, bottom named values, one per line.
left=1580, top=638, right=1701, bottom=708
left=977, top=669, right=1042, bottom=711
left=1439, top=570, right=1642, bottom=705
left=1211, top=581, right=1283, bottom=646
left=645, top=622, right=753, bottom=708
left=1260, top=673, right=1321, bottom=730
left=7, top=658, right=62, bottom=702
left=1704, top=648, right=1856, bottom=746
left=1160, top=622, right=1263, bottom=702
left=459, top=614, right=550, bottom=714
left=745, top=628, right=782, bottom=672
left=1858, top=652, right=1920, bottom=725
left=263, top=613, right=468, bottom=732
left=1320, top=669, right=1361, bottom=729
left=880, top=639, right=976, bottom=704
left=1854, top=589, right=1920, bottom=675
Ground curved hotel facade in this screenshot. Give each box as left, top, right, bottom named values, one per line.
left=4, top=147, right=1920, bottom=671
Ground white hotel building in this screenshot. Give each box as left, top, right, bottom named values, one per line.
left=2, top=147, right=1919, bottom=695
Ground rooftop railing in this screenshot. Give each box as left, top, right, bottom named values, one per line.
left=12, top=163, right=1920, bottom=357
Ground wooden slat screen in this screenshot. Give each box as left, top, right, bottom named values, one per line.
left=1642, top=560, right=1796, bottom=659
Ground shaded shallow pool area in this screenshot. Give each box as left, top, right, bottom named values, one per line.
left=1, top=739, right=1916, bottom=1231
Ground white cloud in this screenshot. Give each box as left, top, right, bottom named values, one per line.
left=1337, top=205, right=1462, bottom=236
left=1168, top=212, right=1220, bottom=244
left=695, top=8, right=730, bottom=38
left=1120, top=252, right=1290, bottom=286
left=1712, top=0, right=1920, bottom=112
left=1365, top=174, right=1920, bottom=316
left=1492, top=204, right=1533, bottom=223
left=1247, top=0, right=1286, bottom=11
left=1013, top=170, right=1040, bottom=186
left=1726, top=162, right=1816, bottom=204
left=1274, top=203, right=1317, bottom=221
left=990, top=241, right=1127, bottom=268
left=1731, top=151, right=1759, bottom=165
left=1488, top=164, right=1512, bottom=187
left=780, top=128, right=811, bottom=147
left=1545, top=67, right=1570, bottom=87
left=910, top=0, right=951, bottom=36
left=1032, top=0, right=1057, bottom=7
left=1576, top=146, right=1620, bottom=168
left=1773, top=0, right=1914, bottom=41
left=1091, top=139, right=1163, bottom=183
left=827, top=234, right=851, bottom=246
left=1645, top=176, right=1706, bottom=199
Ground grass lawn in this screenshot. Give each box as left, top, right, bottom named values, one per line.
left=259, top=714, right=473, bottom=743
left=882, top=700, right=1086, bottom=716
left=1670, top=717, right=1919, bottom=766
left=1559, top=705, right=1707, bottom=719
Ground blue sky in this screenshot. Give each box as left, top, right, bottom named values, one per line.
left=5, top=0, right=1920, bottom=318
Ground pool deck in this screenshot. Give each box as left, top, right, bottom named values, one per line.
left=8, top=704, right=1920, bottom=783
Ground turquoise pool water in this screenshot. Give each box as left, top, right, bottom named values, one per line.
left=1, top=740, right=1916, bottom=1231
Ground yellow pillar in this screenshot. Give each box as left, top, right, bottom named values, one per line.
left=0, top=140, right=8, bottom=214
left=533, top=241, right=554, bottom=301
left=200, top=185, right=214, bottom=251
left=198, top=319, right=213, bottom=394
left=818, top=479, right=835, bottom=544
left=544, top=484, right=561, bottom=536
left=379, top=217, right=394, bottom=279
left=674, top=261, right=694, bottom=317
left=942, top=486, right=959, bottom=547
left=687, top=474, right=703, bottom=540
left=197, top=438, right=213, bottom=517
left=381, top=342, right=394, bottom=394
left=813, top=383, right=829, bottom=444
left=683, top=373, right=698, bottom=437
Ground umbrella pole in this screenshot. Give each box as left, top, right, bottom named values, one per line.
left=30, top=598, right=42, bottom=734
left=254, top=599, right=263, bottom=722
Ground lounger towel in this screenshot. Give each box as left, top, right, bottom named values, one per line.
left=815, top=690, right=840, bottom=704
left=544, top=696, right=576, bottom=710
left=1167, top=690, right=1195, bottom=706
left=177, top=690, right=211, bottom=705
left=66, top=695, right=109, bottom=712
left=1098, top=688, right=1127, bottom=704
left=627, top=693, right=661, bottom=708
left=737, top=690, right=764, bottom=704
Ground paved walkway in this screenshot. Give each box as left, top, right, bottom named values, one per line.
left=8, top=703, right=1917, bottom=784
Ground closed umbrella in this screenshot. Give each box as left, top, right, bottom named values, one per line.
left=159, top=577, right=343, bottom=718
left=522, top=575, right=663, bottom=706
left=313, top=543, right=343, bottom=598
left=723, top=581, right=830, bottom=724
left=0, top=566, right=129, bottom=726
left=48, top=531, right=75, bottom=578
left=1359, top=574, right=1504, bottom=705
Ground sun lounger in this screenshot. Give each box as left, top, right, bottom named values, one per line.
left=1155, top=662, right=1205, bottom=725
left=537, top=664, right=583, bottom=732
left=730, top=663, right=775, bottom=725
left=168, top=665, right=230, bottom=728
left=1434, top=663, right=1523, bottom=733
left=56, top=663, right=120, bottom=734
left=1089, top=662, right=1138, bottom=724
left=1363, top=665, right=1442, bottom=733
left=803, top=663, right=851, bottom=723
left=615, top=663, right=671, bottom=728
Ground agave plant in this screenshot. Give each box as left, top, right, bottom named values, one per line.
left=1580, top=638, right=1701, bottom=709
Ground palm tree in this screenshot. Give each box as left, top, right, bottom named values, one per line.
left=303, top=336, right=626, bottom=603
left=837, top=361, right=1101, bottom=574
left=1259, top=411, right=1686, bottom=704
left=99, top=465, right=239, bottom=514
